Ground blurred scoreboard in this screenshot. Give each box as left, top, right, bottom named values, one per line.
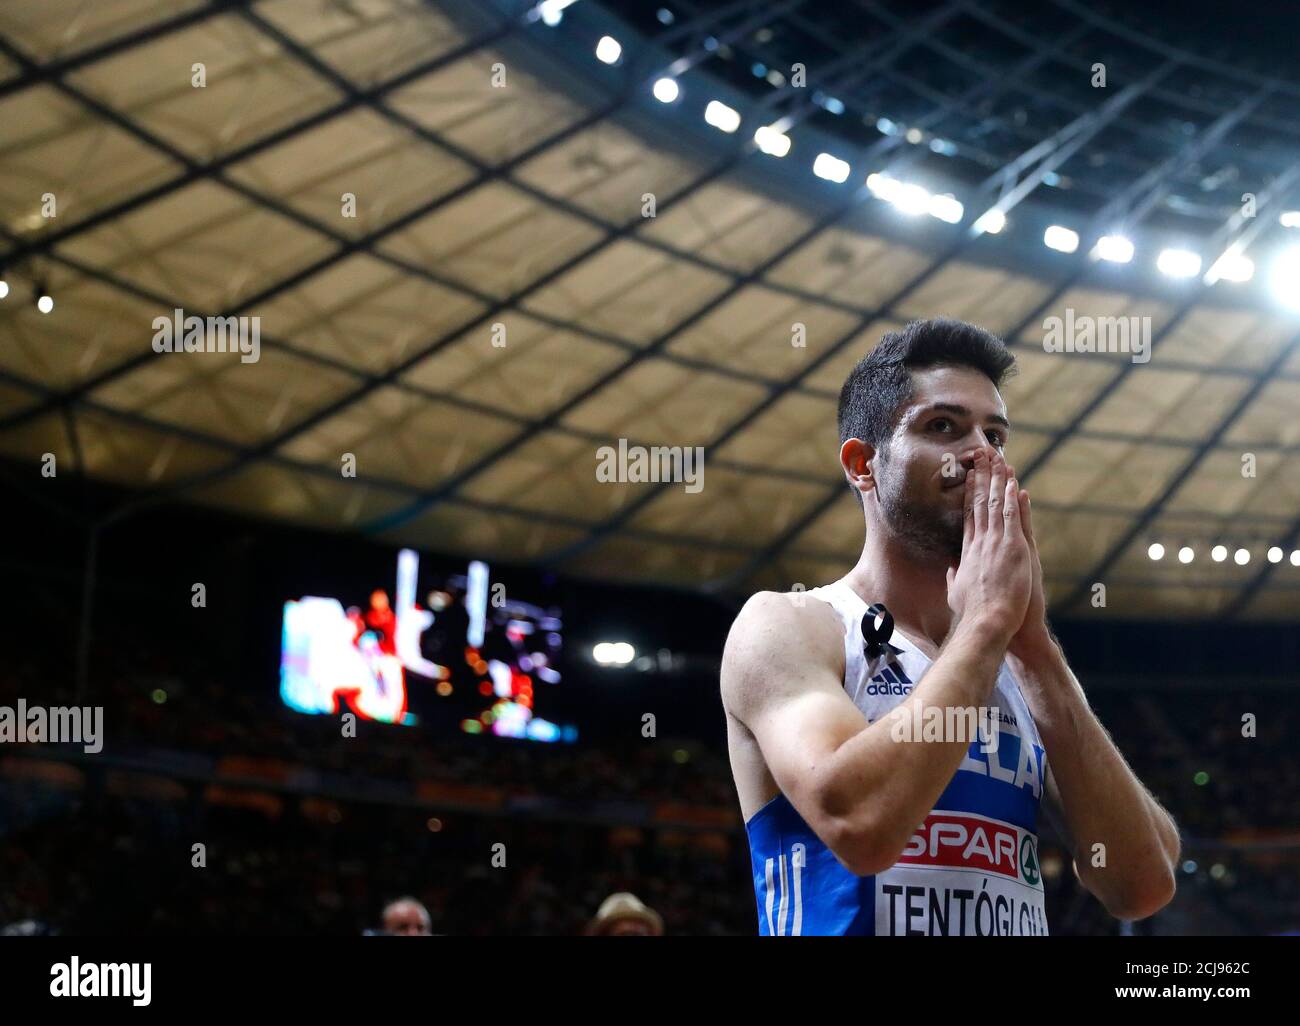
left=280, top=549, right=572, bottom=742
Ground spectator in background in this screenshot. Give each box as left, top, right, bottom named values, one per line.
left=381, top=897, right=432, bottom=936
left=584, top=892, right=663, bottom=936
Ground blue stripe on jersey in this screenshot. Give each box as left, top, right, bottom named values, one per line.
left=746, top=734, right=1045, bottom=934
left=748, top=793, right=874, bottom=935
left=938, top=733, right=1044, bottom=832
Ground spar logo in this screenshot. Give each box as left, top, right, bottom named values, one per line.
left=898, top=813, right=1020, bottom=879
left=1020, top=835, right=1040, bottom=886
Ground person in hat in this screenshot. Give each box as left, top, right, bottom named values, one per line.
left=584, top=892, right=664, bottom=936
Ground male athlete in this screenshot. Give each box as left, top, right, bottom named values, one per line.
left=721, top=318, right=1180, bottom=936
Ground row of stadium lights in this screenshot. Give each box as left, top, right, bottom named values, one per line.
left=8, top=5, right=1290, bottom=317
left=1147, top=543, right=1300, bottom=566
left=551, top=9, right=1300, bottom=309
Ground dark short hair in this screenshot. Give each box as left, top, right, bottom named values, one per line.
left=837, top=317, right=1016, bottom=450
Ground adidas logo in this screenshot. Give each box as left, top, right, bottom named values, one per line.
left=864, top=678, right=912, bottom=696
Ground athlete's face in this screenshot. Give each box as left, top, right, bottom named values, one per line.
left=872, top=365, right=1010, bottom=562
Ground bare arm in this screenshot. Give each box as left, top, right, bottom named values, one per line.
left=1003, top=483, right=1179, bottom=921
left=722, top=449, right=1033, bottom=875
left=1012, top=641, right=1180, bottom=920
left=723, top=594, right=1014, bottom=874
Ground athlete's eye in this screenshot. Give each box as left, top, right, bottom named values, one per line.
left=929, top=418, right=954, bottom=434
left=987, top=432, right=1006, bottom=449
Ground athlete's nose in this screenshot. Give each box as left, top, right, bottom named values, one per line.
left=959, top=443, right=994, bottom=472
left=972, top=429, right=998, bottom=462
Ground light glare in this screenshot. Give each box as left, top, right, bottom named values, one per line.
left=754, top=124, right=791, bottom=157
left=928, top=194, right=964, bottom=224
left=812, top=152, right=850, bottom=183
left=974, top=209, right=1006, bottom=234
left=704, top=100, right=740, bottom=133
left=1044, top=225, right=1079, bottom=253
left=1269, top=246, right=1300, bottom=310
left=653, top=77, right=679, bottom=103
left=595, top=35, right=622, bottom=64
left=1157, top=248, right=1201, bottom=278
left=1206, top=249, right=1254, bottom=284
left=593, top=641, right=635, bottom=666
left=1096, top=234, right=1135, bottom=263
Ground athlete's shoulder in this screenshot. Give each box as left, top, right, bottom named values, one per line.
left=727, top=588, right=843, bottom=645
left=720, top=589, right=845, bottom=714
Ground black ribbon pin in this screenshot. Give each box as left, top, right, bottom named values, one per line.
left=861, top=602, right=905, bottom=677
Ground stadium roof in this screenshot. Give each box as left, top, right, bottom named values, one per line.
left=2, top=0, right=1299, bottom=620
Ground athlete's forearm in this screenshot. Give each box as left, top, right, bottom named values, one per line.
left=1008, top=639, right=1179, bottom=919
left=815, top=615, right=1010, bottom=874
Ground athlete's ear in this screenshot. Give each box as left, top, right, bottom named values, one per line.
left=840, top=437, right=877, bottom=499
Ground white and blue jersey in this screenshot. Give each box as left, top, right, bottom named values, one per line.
left=745, top=580, right=1050, bottom=936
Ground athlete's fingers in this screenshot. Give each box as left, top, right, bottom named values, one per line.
left=962, top=458, right=977, bottom=546
left=1003, top=475, right=1021, bottom=538
left=971, top=450, right=990, bottom=535
left=987, top=450, right=1006, bottom=524
left=1019, top=488, right=1037, bottom=552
